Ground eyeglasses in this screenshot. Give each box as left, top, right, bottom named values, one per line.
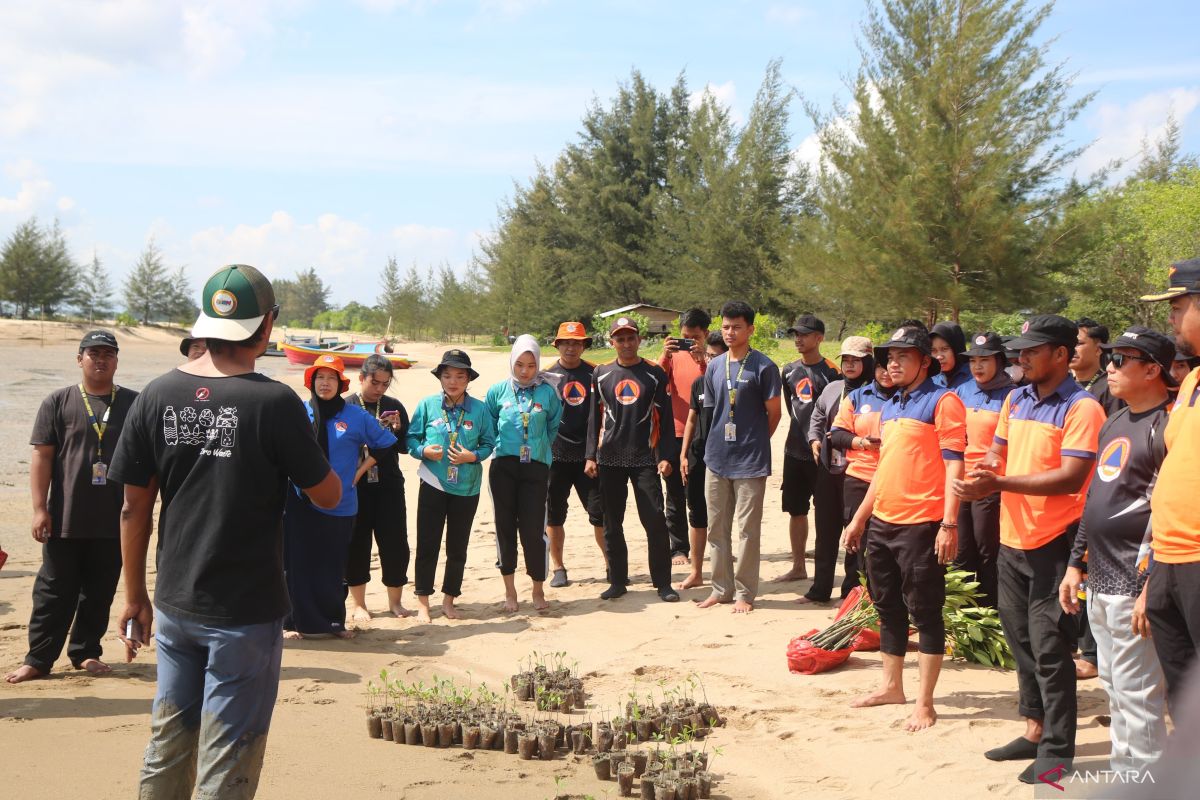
left=1108, top=352, right=1153, bottom=369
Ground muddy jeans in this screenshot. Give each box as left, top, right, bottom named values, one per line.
left=139, top=609, right=284, bottom=800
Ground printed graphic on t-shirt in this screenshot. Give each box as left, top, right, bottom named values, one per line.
left=162, top=405, right=239, bottom=451
left=614, top=379, right=640, bottom=405
left=335, top=420, right=348, bottom=434
left=562, top=381, right=587, bottom=406
left=795, top=376, right=813, bottom=402
left=1096, top=437, right=1131, bottom=483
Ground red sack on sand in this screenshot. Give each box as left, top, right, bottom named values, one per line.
left=834, top=586, right=881, bottom=651
left=787, top=629, right=854, bottom=675
left=0, top=547, right=7, bottom=571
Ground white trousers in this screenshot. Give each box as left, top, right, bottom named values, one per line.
left=1088, top=590, right=1168, bottom=771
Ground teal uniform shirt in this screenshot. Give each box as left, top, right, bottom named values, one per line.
left=485, top=380, right=563, bottom=466
left=406, top=393, right=495, bottom=496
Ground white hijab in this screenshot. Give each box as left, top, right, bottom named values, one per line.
left=510, top=334, right=553, bottom=389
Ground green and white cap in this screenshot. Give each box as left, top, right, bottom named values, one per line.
left=192, top=264, right=277, bottom=341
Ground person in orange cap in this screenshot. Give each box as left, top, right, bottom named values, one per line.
left=283, top=354, right=398, bottom=639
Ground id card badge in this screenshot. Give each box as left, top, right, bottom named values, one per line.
left=519, top=445, right=531, bottom=463
left=91, top=461, right=108, bottom=485
left=446, top=465, right=460, bottom=485
left=367, top=465, right=380, bottom=484
left=724, top=422, right=737, bottom=442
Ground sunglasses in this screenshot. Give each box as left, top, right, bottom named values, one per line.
left=1108, top=352, right=1153, bottom=369
left=270, top=304, right=280, bottom=321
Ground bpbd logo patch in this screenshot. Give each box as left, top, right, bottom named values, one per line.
left=795, top=376, right=813, bottom=402
left=614, top=379, right=640, bottom=405
left=1097, top=437, right=1131, bottom=483
left=562, top=381, right=587, bottom=406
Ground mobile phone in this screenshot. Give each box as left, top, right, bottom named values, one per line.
left=381, top=410, right=399, bottom=418
left=125, top=618, right=144, bottom=646
left=866, top=436, right=881, bottom=444
left=675, top=338, right=694, bottom=352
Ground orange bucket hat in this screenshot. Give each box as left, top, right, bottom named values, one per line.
left=305, top=354, right=350, bottom=393
left=553, top=321, right=590, bottom=345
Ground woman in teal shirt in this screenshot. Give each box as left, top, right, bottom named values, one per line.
left=486, top=335, right=563, bottom=612
left=407, top=350, right=495, bottom=623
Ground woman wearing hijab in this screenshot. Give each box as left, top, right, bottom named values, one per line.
left=952, top=332, right=1015, bottom=607
left=486, top=335, right=564, bottom=612
left=931, top=322, right=972, bottom=390
left=407, top=349, right=496, bottom=623
left=283, top=355, right=397, bottom=639
left=829, top=345, right=897, bottom=596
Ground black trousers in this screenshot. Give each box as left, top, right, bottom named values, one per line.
left=864, top=518, right=945, bottom=656
left=1146, top=560, right=1200, bottom=714
left=998, top=536, right=1077, bottom=761
left=24, top=537, right=122, bottom=672
left=489, top=456, right=549, bottom=581
left=685, top=458, right=708, bottom=529
left=598, top=464, right=673, bottom=589
left=663, top=437, right=689, bottom=557
left=546, top=459, right=603, bottom=527
left=284, top=492, right=354, bottom=635
left=804, top=465, right=845, bottom=601
left=841, top=474, right=872, bottom=597
left=346, top=481, right=409, bottom=587
left=414, top=482, right=480, bottom=597
left=956, top=492, right=1001, bottom=608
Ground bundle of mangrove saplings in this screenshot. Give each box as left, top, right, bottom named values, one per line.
left=510, top=651, right=587, bottom=711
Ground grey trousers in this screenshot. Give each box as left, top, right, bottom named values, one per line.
left=705, top=472, right=767, bottom=603
left=1089, top=591, right=1167, bottom=771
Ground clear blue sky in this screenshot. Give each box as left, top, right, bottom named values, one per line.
left=2, top=0, right=1198, bottom=305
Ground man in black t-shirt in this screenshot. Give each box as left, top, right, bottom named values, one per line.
left=585, top=316, right=679, bottom=603
left=110, top=265, right=339, bottom=799
left=778, top=313, right=841, bottom=583
left=677, top=331, right=728, bottom=590
left=5, top=330, right=137, bottom=684
left=1060, top=326, right=1175, bottom=772
left=346, top=353, right=412, bottom=623
left=544, top=321, right=606, bottom=587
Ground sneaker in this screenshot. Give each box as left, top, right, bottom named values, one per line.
left=658, top=587, right=680, bottom=603
left=600, top=584, right=628, bottom=600
left=549, top=568, right=569, bottom=588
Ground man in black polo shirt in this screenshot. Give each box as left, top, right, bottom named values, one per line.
left=778, top=313, right=840, bottom=583
left=6, top=331, right=137, bottom=684
left=585, top=316, right=679, bottom=603
left=1059, top=326, right=1175, bottom=772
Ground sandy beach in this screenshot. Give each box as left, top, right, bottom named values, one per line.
left=0, top=320, right=1112, bottom=799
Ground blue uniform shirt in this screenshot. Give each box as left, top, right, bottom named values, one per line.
left=406, top=393, right=495, bottom=496
left=301, top=402, right=397, bottom=517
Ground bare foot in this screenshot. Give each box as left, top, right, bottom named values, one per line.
left=415, top=608, right=433, bottom=624
left=850, top=688, right=906, bottom=708
left=502, top=593, right=519, bottom=613
left=1075, top=658, right=1098, bottom=680
left=696, top=594, right=730, bottom=609
left=76, top=658, right=112, bottom=675
left=531, top=592, right=550, bottom=611
left=4, top=665, right=45, bottom=684
left=283, top=630, right=304, bottom=640
left=442, top=600, right=462, bottom=620
left=774, top=567, right=809, bottom=582
left=389, top=603, right=413, bottom=618
left=672, top=553, right=690, bottom=566
left=677, top=573, right=704, bottom=590
left=732, top=599, right=754, bottom=614
left=794, top=595, right=827, bottom=605
left=333, top=629, right=355, bottom=639
left=350, top=606, right=372, bottom=625
left=904, top=704, right=937, bottom=731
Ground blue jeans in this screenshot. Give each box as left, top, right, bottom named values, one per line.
left=139, top=609, right=284, bottom=799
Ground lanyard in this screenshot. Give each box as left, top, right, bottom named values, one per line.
left=1083, top=371, right=1103, bottom=392
left=725, top=355, right=749, bottom=421
left=357, top=392, right=381, bottom=421
left=514, top=386, right=533, bottom=443
left=79, top=384, right=117, bottom=461
left=442, top=399, right=467, bottom=447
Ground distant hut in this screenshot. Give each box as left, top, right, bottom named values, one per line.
left=596, top=304, right=681, bottom=337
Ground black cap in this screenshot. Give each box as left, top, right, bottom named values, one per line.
left=431, top=349, right=479, bottom=381
left=1102, top=326, right=1178, bottom=387
left=880, top=325, right=932, bottom=356
left=179, top=337, right=195, bottom=357
left=1141, top=257, right=1200, bottom=302
left=1005, top=315, right=1077, bottom=351
left=786, top=314, right=825, bottom=335
left=930, top=322, right=966, bottom=355
left=963, top=331, right=1007, bottom=357
left=79, top=330, right=118, bottom=352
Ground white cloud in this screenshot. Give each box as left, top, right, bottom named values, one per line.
left=689, top=81, right=742, bottom=125
left=1078, top=87, right=1200, bottom=178
left=0, top=159, right=74, bottom=218
left=765, top=4, right=812, bottom=26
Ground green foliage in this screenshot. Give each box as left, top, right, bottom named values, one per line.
left=592, top=310, right=651, bottom=341
left=114, top=311, right=138, bottom=327
left=274, top=267, right=331, bottom=328
left=123, top=240, right=191, bottom=324
left=957, top=310, right=1026, bottom=338
left=0, top=218, right=77, bottom=318
left=748, top=311, right=781, bottom=355
left=808, top=0, right=1094, bottom=322
left=73, top=254, right=115, bottom=322
left=312, top=301, right=383, bottom=333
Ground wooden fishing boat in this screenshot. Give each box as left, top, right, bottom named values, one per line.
left=280, top=340, right=416, bottom=369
